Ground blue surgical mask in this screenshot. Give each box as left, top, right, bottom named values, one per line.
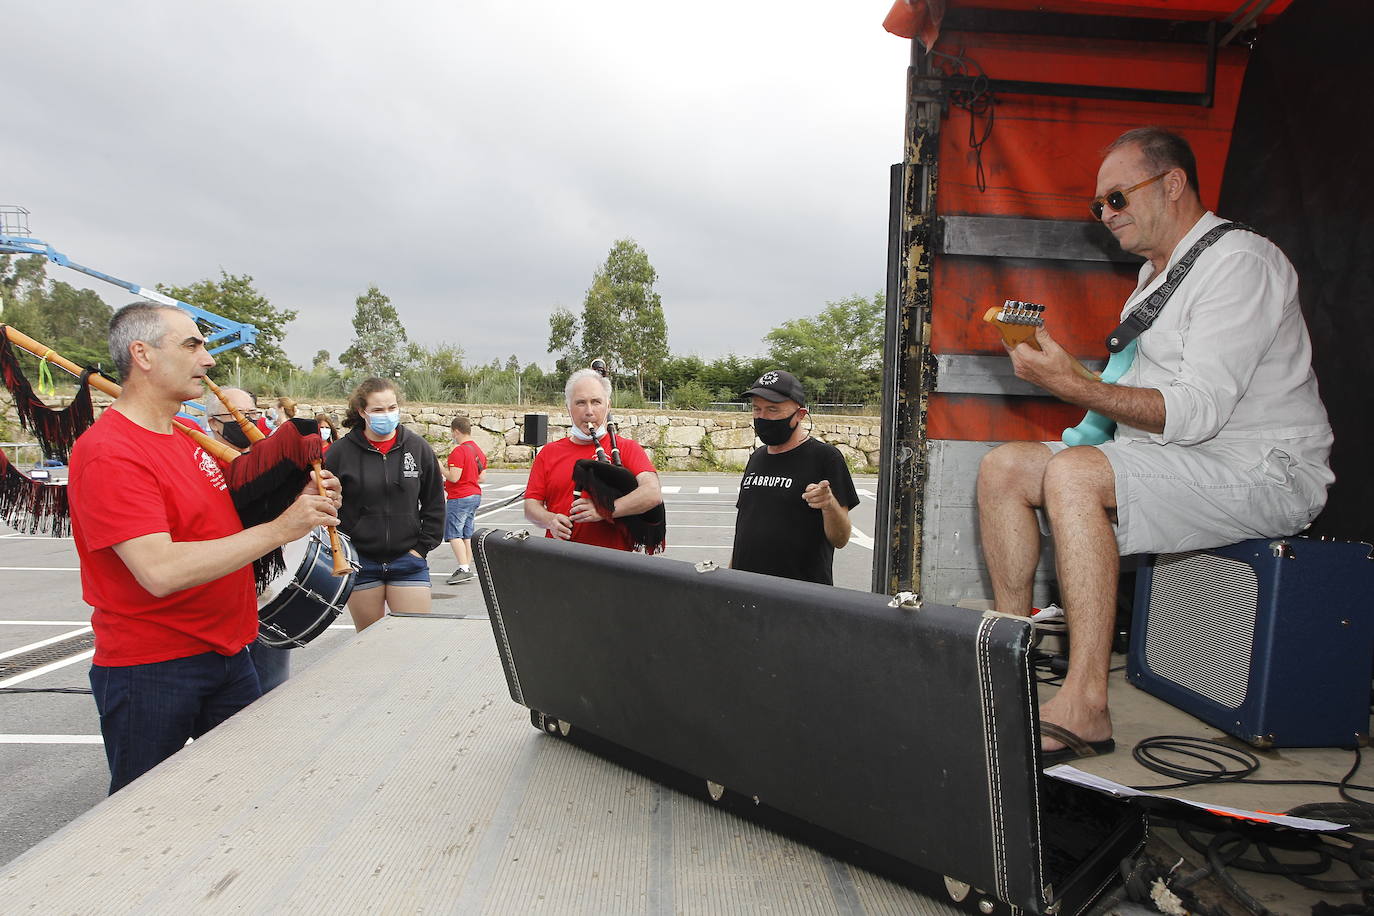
left=368, top=410, right=400, bottom=436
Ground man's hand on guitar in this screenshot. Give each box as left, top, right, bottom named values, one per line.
left=1008, top=326, right=1090, bottom=400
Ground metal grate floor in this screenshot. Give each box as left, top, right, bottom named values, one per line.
left=0, top=632, right=95, bottom=679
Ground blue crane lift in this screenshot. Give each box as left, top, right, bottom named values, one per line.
left=0, top=205, right=261, bottom=425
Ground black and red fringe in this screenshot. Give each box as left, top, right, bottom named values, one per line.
left=0, top=448, right=72, bottom=537
left=223, top=421, right=324, bottom=594
left=0, top=326, right=97, bottom=464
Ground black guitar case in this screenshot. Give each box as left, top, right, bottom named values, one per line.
left=474, top=529, right=1143, bottom=915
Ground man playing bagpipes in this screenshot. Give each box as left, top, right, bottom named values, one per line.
left=976, top=128, right=1333, bottom=766
left=523, top=367, right=665, bottom=553
left=67, top=303, right=341, bottom=793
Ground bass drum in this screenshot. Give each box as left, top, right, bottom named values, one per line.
left=257, top=527, right=358, bottom=648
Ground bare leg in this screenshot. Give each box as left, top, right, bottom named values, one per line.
left=384, top=583, right=432, bottom=615
left=1039, top=446, right=1118, bottom=748
left=977, top=442, right=1054, bottom=616
left=347, top=587, right=387, bottom=632
left=455, top=538, right=473, bottom=568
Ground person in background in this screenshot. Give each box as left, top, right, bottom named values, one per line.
left=323, top=377, right=445, bottom=631
left=315, top=412, right=340, bottom=455
left=206, top=385, right=294, bottom=693
left=523, top=369, right=661, bottom=550
left=730, top=369, right=859, bottom=586
left=266, top=396, right=296, bottom=433
left=440, top=415, right=487, bottom=584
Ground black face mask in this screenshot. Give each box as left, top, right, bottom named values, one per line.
left=754, top=409, right=801, bottom=446
left=218, top=420, right=252, bottom=450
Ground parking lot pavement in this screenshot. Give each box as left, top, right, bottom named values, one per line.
left=0, top=469, right=877, bottom=865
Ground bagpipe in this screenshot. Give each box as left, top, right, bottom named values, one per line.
left=570, top=419, right=667, bottom=555
left=0, top=324, right=341, bottom=591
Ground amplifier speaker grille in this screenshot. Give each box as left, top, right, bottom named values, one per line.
left=1141, top=551, right=1259, bottom=709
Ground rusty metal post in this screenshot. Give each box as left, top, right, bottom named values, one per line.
left=872, top=38, right=940, bottom=596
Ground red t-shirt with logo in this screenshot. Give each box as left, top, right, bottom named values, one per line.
left=69, top=408, right=258, bottom=666
left=525, top=433, right=655, bottom=550
left=445, top=440, right=486, bottom=499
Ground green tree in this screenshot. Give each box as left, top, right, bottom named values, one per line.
left=548, top=239, right=669, bottom=397
left=159, top=271, right=297, bottom=372
left=312, top=349, right=331, bottom=369
left=765, top=292, right=884, bottom=406
left=1, top=255, right=113, bottom=375
left=546, top=305, right=585, bottom=369
left=339, top=285, right=409, bottom=377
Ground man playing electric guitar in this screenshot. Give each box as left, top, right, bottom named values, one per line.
left=977, top=127, right=1333, bottom=765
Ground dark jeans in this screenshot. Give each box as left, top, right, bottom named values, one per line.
left=246, top=640, right=292, bottom=693
left=89, top=648, right=261, bottom=794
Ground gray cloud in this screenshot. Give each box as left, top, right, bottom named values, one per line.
left=4, top=1, right=906, bottom=370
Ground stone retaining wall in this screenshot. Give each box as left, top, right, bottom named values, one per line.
left=2, top=395, right=883, bottom=471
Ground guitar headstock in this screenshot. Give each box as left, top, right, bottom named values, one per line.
left=982, top=299, right=1045, bottom=350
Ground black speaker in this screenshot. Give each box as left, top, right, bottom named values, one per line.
left=522, top=412, right=548, bottom=447
left=1128, top=537, right=1374, bottom=748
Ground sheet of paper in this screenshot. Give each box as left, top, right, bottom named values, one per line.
left=1045, top=764, right=1347, bottom=832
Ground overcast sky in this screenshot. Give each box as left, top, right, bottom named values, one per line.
left=5, top=2, right=909, bottom=371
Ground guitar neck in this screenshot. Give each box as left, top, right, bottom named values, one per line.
left=982, top=301, right=1098, bottom=382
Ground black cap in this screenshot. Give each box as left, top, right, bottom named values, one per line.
left=742, top=369, right=806, bottom=406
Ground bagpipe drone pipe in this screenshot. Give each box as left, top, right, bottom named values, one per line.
left=0, top=324, right=327, bottom=591
left=474, top=529, right=1144, bottom=916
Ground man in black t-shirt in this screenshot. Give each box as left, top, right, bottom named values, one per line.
left=730, top=370, right=860, bottom=586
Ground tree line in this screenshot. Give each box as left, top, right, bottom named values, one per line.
left=0, top=240, right=884, bottom=411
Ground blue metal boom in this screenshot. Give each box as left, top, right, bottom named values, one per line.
left=0, top=206, right=258, bottom=356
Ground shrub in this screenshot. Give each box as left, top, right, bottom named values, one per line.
left=668, top=381, right=712, bottom=410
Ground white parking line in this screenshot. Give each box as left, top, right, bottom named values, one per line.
left=0, top=648, right=95, bottom=687
left=0, top=626, right=92, bottom=660
left=0, top=567, right=81, bottom=572
left=698, top=486, right=719, bottom=494
left=660, top=486, right=681, bottom=494
left=494, top=484, right=524, bottom=491
left=0, top=735, right=104, bottom=744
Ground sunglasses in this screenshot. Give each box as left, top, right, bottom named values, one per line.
left=1089, top=171, right=1169, bottom=220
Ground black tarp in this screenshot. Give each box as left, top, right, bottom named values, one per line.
left=1218, top=0, right=1374, bottom=540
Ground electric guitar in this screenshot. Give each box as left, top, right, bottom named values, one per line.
left=981, top=299, right=1137, bottom=446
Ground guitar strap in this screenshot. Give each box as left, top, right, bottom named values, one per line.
left=1106, top=221, right=1255, bottom=353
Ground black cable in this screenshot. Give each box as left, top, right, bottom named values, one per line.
left=928, top=49, right=996, bottom=193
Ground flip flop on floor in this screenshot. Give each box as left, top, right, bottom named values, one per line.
left=1039, top=721, right=1115, bottom=767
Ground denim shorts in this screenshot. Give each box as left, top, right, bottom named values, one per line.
left=354, top=551, right=432, bottom=591
left=444, top=495, right=482, bottom=540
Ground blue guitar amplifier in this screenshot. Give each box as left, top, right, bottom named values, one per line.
left=1128, top=537, right=1374, bottom=748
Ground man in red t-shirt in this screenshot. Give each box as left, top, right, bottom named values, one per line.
left=440, top=415, right=487, bottom=584
left=68, top=303, right=340, bottom=794
left=524, top=369, right=661, bottom=551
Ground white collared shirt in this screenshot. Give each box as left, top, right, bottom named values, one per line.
left=1115, top=212, right=1332, bottom=464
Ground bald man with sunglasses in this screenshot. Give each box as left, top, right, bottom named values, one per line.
left=977, top=127, right=1332, bottom=766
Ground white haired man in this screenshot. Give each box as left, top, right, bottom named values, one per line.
left=523, top=368, right=662, bottom=550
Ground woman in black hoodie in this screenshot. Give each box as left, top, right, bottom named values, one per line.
left=324, top=377, right=445, bottom=631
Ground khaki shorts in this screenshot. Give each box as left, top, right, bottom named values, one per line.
left=1041, top=436, right=1331, bottom=556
